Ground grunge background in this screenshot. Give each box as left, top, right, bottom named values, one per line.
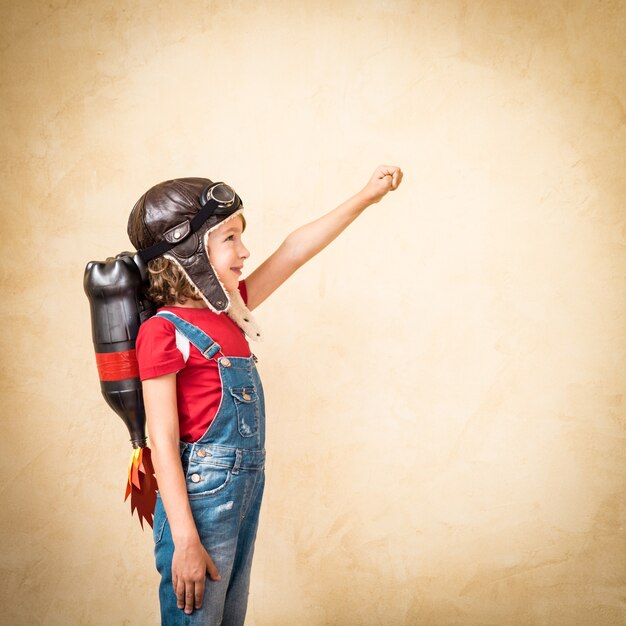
left=1, top=1, right=625, bottom=624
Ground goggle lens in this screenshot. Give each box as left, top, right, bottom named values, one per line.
left=201, top=183, right=237, bottom=210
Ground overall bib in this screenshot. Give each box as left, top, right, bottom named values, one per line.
left=152, top=312, right=266, bottom=626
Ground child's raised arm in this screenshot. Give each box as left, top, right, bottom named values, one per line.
left=245, top=165, right=403, bottom=310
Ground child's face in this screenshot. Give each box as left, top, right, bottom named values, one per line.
left=206, top=215, right=249, bottom=292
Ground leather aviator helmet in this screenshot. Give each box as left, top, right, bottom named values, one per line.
left=127, top=177, right=245, bottom=312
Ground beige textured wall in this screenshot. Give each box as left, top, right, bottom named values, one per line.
left=1, top=1, right=625, bottom=624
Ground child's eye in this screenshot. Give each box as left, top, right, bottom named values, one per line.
left=225, top=235, right=235, bottom=241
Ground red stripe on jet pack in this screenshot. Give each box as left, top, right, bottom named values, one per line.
left=96, top=350, right=140, bottom=381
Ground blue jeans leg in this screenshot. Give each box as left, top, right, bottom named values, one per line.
left=153, top=471, right=264, bottom=626
left=221, top=472, right=265, bottom=626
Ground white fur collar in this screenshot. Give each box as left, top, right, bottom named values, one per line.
left=225, top=285, right=262, bottom=341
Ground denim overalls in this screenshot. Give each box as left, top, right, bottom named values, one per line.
left=152, top=311, right=266, bottom=626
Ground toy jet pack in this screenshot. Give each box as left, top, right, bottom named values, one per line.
left=84, top=252, right=158, bottom=528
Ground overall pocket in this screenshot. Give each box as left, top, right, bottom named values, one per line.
left=186, top=463, right=233, bottom=499
left=229, top=387, right=259, bottom=437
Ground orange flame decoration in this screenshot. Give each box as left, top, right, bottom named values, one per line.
left=124, top=447, right=158, bottom=529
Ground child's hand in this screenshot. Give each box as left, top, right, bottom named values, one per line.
left=172, top=539, right=221, bottom=615
left=361, top=165, right=403, bottom=204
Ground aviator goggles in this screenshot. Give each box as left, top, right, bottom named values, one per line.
left=138, top=182, right=242, bottom=262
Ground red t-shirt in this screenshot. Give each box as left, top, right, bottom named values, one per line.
left=136, top=281, right=251, bottom=442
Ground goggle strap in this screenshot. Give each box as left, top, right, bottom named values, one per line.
left=137, top=238, right=177, bottom=262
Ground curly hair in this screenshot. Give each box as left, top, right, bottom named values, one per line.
left=145, top=256, right=202, bottom=306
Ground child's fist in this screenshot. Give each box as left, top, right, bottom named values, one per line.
left=362, top=165, right=403, bottom=204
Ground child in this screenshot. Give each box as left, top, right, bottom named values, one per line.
left=129, top=165, right=403, bottom=625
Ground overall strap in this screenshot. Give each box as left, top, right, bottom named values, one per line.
left=155, top=311, right=222, bottom=359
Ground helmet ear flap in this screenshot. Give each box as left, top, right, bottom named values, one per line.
left=162, top=220, right=191, bottom=244
left=169, top=243, right=230, bottom=313
left=168, top=231, right=202, bottom=260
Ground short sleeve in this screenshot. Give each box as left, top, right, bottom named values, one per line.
left=238, top=279, right=247, bottom=304
left=136, top=315, right=186, bottom=381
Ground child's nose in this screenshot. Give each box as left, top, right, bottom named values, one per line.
left=239, top=243, right=250, bottom=259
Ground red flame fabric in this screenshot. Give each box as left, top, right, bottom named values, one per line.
left=125, top=447, right=158, bottom=529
